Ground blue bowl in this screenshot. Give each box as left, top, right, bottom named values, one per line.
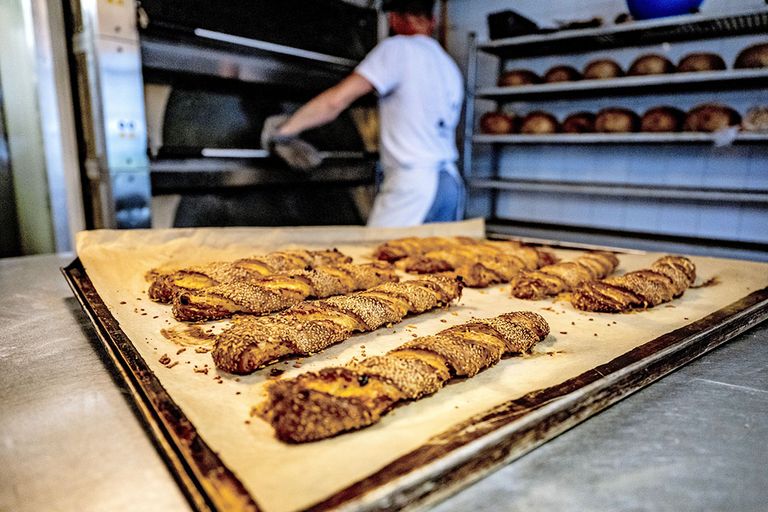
left=626, top=0, right=705, bottom=20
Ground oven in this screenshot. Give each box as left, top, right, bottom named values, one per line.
left=66, top=0, right=379, bottom=229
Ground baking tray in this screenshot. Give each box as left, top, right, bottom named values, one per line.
left=62, top=257, right=768, bottom=512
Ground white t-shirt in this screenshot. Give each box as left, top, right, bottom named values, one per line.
left=355, top=35, right=464, bottom=171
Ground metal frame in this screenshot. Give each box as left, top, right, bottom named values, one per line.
left=70, top=0, right=152, bottom=229
left=477, top=68, right=768, bottom=101
left=461, top=32, right=477, bottom=180
left=470, top=178, right=768, bottom=204
left=473, top=132, right=768, bottom=144
left=480, top=9, right=768, bottom=57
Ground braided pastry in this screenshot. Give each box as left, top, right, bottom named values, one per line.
left=402, top=244, right=556, bottom=288
left=147, top=249, right=350, bottom=303
left=511, top=252, right=619, bottom=300
left=257, top=311, right=549, bottom=443
left=571, top=256, right=695, bottom=313
left=373, top=236, right=487, bottom=262
left=212, top=275, right=463, bottom=375
left=172, top=262, right=397, bottom=322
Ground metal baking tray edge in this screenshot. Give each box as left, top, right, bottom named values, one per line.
left=62, top=258, right=768, bottom=512
left=62, top=258, right=261, bottom=512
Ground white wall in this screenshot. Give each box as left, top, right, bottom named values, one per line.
left=445, top=0, right=768, bottom=244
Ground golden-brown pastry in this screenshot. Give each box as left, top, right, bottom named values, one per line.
left=511, top=252, right=619, bottom=300
left=399, top=243, right=556, bottom=288
left=479, top=111, right=516, bottom=134
left=498, top=69, right=541, bottom=87
left=678, top=53, right=726, bottom=73
left=520, top=111, right=559, bottom=134
left=562, top=112, right=596, bottom=133
left=743, top=106, right=768, bottom=132
left=257, top=311, right=549, bottom=443
left=595, top=108, right=640, bottom=133
left=212, top=275, right=463, bottom=374
left=172, top=262, right=398, bottom=322
left=684, top=104, right=742, bottom=132
left=641, top=106, right=686, bottom=132
left=583, top=59, right=624, bottom=80
left=544, top=65, right=582, bottom=83
left=571, top=256, right=695, bottom=313
left=147, top=249, right=351, bottom=303
left=373, top=236, right=491, bottom=262
left=734, top=43, right=768, bottom=69
left=628, top=54, right=675, bottom=76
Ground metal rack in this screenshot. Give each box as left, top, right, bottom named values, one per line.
left=477, top=68, right=768, bottom=101
left=473, top=132, right=768, bottom=144
left=462, top=9, right=768, bottom=242
left=479, top=9, right=768, bottom=58
left=470, top=178, right=768, bottom=204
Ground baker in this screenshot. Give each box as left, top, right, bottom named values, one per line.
left=263, top=0, right=465, bottom=227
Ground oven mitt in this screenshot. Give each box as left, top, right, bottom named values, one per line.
left=261, top=115, right=323, bottom=171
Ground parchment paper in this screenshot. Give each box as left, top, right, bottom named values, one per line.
left=76, top=220, right=768, bottom=512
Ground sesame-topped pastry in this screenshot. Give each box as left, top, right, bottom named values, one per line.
left=256, top=311, right=549, bottom=443
left=400, top=243, right=557, bottom=288
left=571, top=256, right=696, bottom=313
left=211, top=275, right=463, bottom=375
left=147, top=249, right=351, bottom=303
left=372, top=236, right=486, bottom=262
left=172, top=262, right=398, bottom=322
left=511, top=252, right=619, bottom=300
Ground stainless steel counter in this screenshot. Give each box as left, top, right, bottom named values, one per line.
left=1, top=254, right=766, bottom=512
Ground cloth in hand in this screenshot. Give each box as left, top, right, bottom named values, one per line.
left=261, top=115, right=323, bottom=171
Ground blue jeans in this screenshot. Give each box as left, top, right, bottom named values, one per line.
left=423, top=168, right=465, bottom=223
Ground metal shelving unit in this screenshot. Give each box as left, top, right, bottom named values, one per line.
left=479, top=9, right=768, bottom=58
left=462, top=9, right=768, bottom=237
left=473, top=132, right=768, bottom=144
left=469, top=178, right=768, bottom=204
left=476, top=68, right=768, bottom=101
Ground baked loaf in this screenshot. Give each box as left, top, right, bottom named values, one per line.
left=562, top=112, right=596, bottom=133
left=641, top=106, right=686, bottom=132
left=480, top=111, right=516, bottom=134
left=520, top=111, right=559, bottom=134
left=684, top=103, right=742, bottom=132
left=743, top=106, right=768, bottom=132
left=678, top=53, right=726, bottom=72
left=571, top=256, right=695, bottom=313
left=583, top=59, right=624, bottom=80
left=147, top=249, right=351, bottom=303
left=257, top=311, right=549, bottom=442
left=498, top=69, right=541, bottom=87
left=544, top=65, right=582, bottom=83
left=734, top=43, right=768, bottom=69
left=172, top=262, right=398, bottom=322
left=212, top=275, right=463, bottom=374
left=396, top=242, right=556, bottom=288
left=595, top=108, right=640, bottom=133
left=628, top=54, right=675, bottom=76
left=374, top=236, right=511, bottom=262
left=511, top=252, right=619, bottom=300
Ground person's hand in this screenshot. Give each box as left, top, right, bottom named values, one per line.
left=261, top=115, right=323, bottom=171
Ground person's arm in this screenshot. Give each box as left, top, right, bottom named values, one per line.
left=277, top=73, right=374, bottom=137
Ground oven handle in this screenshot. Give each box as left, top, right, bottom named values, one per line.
left=194, top=28, right=358, bottom=68
left=200, top=148, right=366, bottom=159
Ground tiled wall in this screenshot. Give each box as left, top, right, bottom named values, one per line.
left=446, top=0, right=768, bottom=243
